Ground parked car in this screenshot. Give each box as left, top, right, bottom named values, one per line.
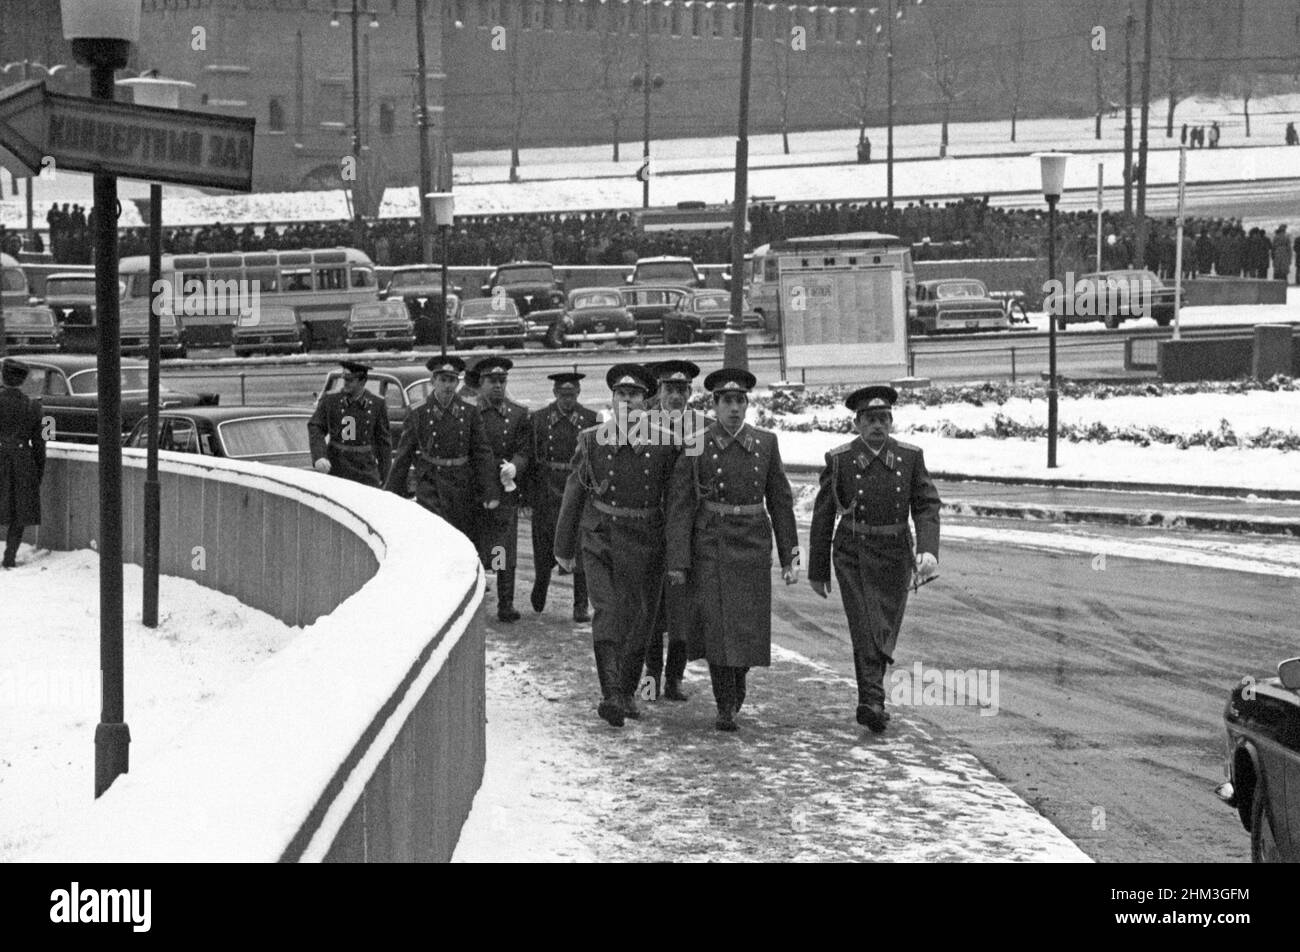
left=231, top=305, right=306, bottom=357
left=545, top=287, right=638, bottom=349
left=480, top=261, right=565, bottom=319
left=14, top=355, right=217, bottom=443
left=663, top=289, right=762, bottom=343
left=318, top=364, right=435, bottom=442
left=911, top=279, right=1009, bottom=335
left=453, top=297, right=527, bottom=349
left=2, top=305, right=61, bottom=353
left=41, top=272, right=103, bottom=353
left=345, top=300, right=416, bottom=352
left=124, top=406, right=315, bottom=469
left=379, top=265, right=462, bottom=346
left=628, top=255, right=705, bottom=289
left=1053, top=269, right=1176, bottom=330
left=119, top=306, right=187, bottom=359
left=619, top=285, right=690, bottom=341
left=1215, top=656, right=1300, bottom=862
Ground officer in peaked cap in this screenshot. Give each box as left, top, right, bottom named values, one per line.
left=473, top=354, right=532, bottom=622
left=665, top=366, right=799, bottom=731
left=528, top=372, right=599, bottom=621
left=808, top=383, right=941, bottom=734
left=554, top=361, right=682, bottom=727
left=308, top=360, right=392, bottom=487
left=457, top=364, right=482, bottom=405
left=384, top=353, right=499, bottom=541
left=0, top=358, right=46, bottom=569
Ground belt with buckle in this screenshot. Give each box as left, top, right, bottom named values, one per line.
left=841, top=520, right=908, bottom=537
left=332, top=444, right=375, bottom=455
left=427, top=456, right=469, bottom=467
left=592, top=499, right=660, bottom=520
left=702, top=500, right=766, bottom=517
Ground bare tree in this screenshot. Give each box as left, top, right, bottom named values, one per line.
left=594, top=12, right=636, bottom=161
left=993, top=1, right=1034, bottom=142
left=921, top=0, right=967, bottom=157
left=838, top=36, right=879, bottom=148
left=768, top=8, right=800, bottom=155
left=1234, top=0, right=1253, bottom=137
left=505, top=9, right=543, bottom=180
left=1157, top=0, right=1188, bottom=138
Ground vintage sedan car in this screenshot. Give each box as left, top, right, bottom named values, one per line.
left=231, top=305, right=306, bottom=357
left=629, top=255, right=705, bottom=289
left=14, top=354, right=217, bottom=443
left=662, top=289, right=762, bottom=344
left=619, top=285, right=690, bottom=342
left=1053, top=269, right=1176, bottom=330
left=2, top=305, right=62, bottom=353
left=911, top=279, right=1009, bottom=335
left=345, top=299, right=417, bottom=352
left=1215, top=656, right=1300, bottom=862
left=42, top=271, right=102, bottom=353
left=545, top=288, right=637, bottom=348
left=453, top=297, right=527, bottom=349
left=119, top=306, right=187, bottom=359
left=379, top=265, right=463, bottom=346
left=318, top=364, right=435, bottom=442
left=125, top=406, right=315, bottom=469
left=480, top=261, right=566, bottom=319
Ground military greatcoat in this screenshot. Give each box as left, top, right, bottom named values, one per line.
left=528, top=399, right=599, bottom=575
left=666, top=422, right=799, bottom=668
left=476, top=397, right=532, bottom=569
left=307, top=389, right=392, bottom=488
left=0, top=385, right=46, bottom=526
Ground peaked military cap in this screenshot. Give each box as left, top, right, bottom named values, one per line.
left=463, top=367, right=481, bottom=388
left=703, top=367, right=756, bottom=394
left=651, top=359, right=701, bottom=383
left=426, top=354, right=466, bottom=375
left=340, top=360, right=371, bottom=376
left=1, top=358, right=30, bottom=385
left=846, top=384, right=899, bottom=414
left=605, top=363, right=654, bottom=393
left=548, top=372, right=585, bottom=386
left=473, top=355, right=513, bottom=377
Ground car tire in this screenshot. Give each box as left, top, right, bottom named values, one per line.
left=1250, top=775, right=1283, bottom=862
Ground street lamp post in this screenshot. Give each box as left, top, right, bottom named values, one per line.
left=331, top=2, right=379, bottom=249
left=427, top=192, right=454, bottom=356
left=414, top=0, right=434, bottom=263
left=60, top=0, right=139, bottom=799
left=117, top=75, right=194, bottom=632
left=886, top=0, right=895, bottom=211
left=1035, top=152, right=1071, bottom=470
left=723, top=0, right=756, bottom=372
left=632, top=8, right=664, bottom=210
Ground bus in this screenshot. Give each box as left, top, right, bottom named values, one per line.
left=745, top=232, right=915, bottom=380
left=118, top=247, right=378, bottom=351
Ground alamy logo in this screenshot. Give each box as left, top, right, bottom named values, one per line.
left=594, top=407, right=707, bottom=457
left=50, top=883, right=151, bottom=932
left=1041, top=271, right=1154, bottom=318
left=151, top=277, right=260, bottom=320
left=889, top=663, right=1000, bottom=716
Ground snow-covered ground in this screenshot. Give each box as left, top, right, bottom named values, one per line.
left=0, top=548, right=296, bottom=862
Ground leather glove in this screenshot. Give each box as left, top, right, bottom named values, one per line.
left=313, top=458, right=331, bottom=474
left=666, top=570, right=687, bottom=586
left=484, top=499, right=500, bottom=510
left=499, top=461, right=517, bottom=491
left=915, top=552, right=938, bottom=581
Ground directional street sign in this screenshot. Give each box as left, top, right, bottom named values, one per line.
left=0, top=80, right=254, bottom=191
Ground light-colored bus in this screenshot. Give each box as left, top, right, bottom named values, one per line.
left=118, top=247, right=378, bottom=351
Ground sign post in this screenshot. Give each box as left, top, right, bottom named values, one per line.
left=1174, top=146, right=1186, bottom=341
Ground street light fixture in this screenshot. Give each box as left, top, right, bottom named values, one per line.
left=330, top=2, right=378, bottom=248
left=60, top=0, right=140, bottom=800
left=632, top=3, right=665, bottom=209
left=1035, top=151, right=1070, bottom=470
left=426, top=191, right=454, bottom=356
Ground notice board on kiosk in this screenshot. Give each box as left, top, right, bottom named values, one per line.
left=776, top=264, right=907, bottom=380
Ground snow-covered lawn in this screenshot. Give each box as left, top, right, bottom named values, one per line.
left=0, top=549, right=296, bottom=862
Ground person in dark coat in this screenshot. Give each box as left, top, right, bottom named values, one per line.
left=665, top=368, right=799, bottom=732
left=642, top=359, right=711, bottom=702
left=0, top=359, right=46, bottom=568
left=1195, top=228, right=1216, bottom=276
left=554, top=363, right=682, bottom=728
left=808, top=385, right=941, bottom=733
left=384, top=354, right=499, bottom=540
left=1271, top=225, right=1293, bottom=283
left=1294, top=233, right=1300, bottom=284
left=527, top=372, right=598, bottom=622
left=307, top=361, right=392, bottom=487
left=474, top=355, right=532, bottom=623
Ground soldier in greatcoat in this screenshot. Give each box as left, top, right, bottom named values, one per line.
left=0, top=359, right=46, bottom=569
left=665, top=368, right=799, bottom=731
left=527, top=372, right=599, bottom=622
left=384, top=354, right=500, bottom=540
left=554, top=364, right=681, bottom=728
left=308, top=360, right=392, bottom=488
left=474, top=356, right=532, bottom=623
left=642, top=359, right=711, bottom=702
left=808, top=385, right=941, bottom=733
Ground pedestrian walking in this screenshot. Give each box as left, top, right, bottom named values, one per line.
left=1209, top=121, right=1220, bottom=148
left=384, top=354, right=500, bottom=541
left=474, top=356, right=532, bottom=623
left=1271, top=225, right=1293, bottom=283
left=665, top=368, right=799, bottom=732
left=0, top=359, right=46, bottom=569
left=307, top=361, right=392, bottom=488
left=808, top=386, right=941, bottom=733
left=554, top=363, right=681, bottom=728
left=527, top=371, right=598, bottom=622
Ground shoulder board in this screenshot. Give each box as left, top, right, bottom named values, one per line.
left=827, top=440, right=857, bottom=457
left=893, top=440, right=922, bottom=453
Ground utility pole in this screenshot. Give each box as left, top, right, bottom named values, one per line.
left=886, top=0, right=895, bottom=211
left=723, top=0, right=755, bottom=372
left=642, top=5, right=652, bottom=209
left=1135, top=0, right=1153, bottom=269
left=1123, top=0, right=1134, bottom=219
left=415, top=0, right=433, bottom=262
left=350, top=0, right=363, bottom=248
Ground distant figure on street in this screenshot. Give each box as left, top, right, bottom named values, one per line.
left=308, top=360, right=392, bottom=487
left=857, top=137, right=871, bottom=164
left=1180, top=122, right=1188, bottom=145
left=1285, top=122, right=1298, bottom=146
left=1294, top=233, right=1300, bottom=284
left=0, top=359, right=46, bottom=569
left=1209, top=121, right=1220, bottom=148
left=1272, top=225, right=1293, bottom=283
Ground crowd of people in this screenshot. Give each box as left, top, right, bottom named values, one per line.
left=11, top=194, right=1295, bottom=284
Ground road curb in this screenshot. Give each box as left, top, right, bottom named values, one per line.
left=944, top=500, right=1300, bottom=537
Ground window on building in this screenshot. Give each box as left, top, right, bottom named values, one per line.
left=318, top=81, right=346, bottom=126
left=268, top=98, right=285, bottom=132
left=379, top=101, right=395, bottom=135
left=670, top=2, right=681, bottom=36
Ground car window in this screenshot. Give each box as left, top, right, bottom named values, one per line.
left=351, top=267, right=375, bottom=289
left=381, top=380, right=404, bottom=410
left=573, top=291, right=622, bottom=308
left=405, top=379, right=433, bottom=407
left=497, top=267, right=553, bottom=284
left=323, top=374, right=385, bottom=400
left=693, top=294, right=729, bottom=311
left=283, top=268, right=313, bottom=292
left=18, top=369, right=46, bottom=398
left=390, top=269, right=441, bottom=287
left=218, top=416, right=312, bottom=458
left=163, top=418, right=201, bottom=454
left=69, top=368, right=148, bottom=394
left=43, top=371, right=68, bottom=396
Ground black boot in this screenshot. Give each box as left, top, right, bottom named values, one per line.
left=853, top=649, right=887, bottom=733
left=594, top=643, right=625, bottom=727
left=530, top=568, right=549, bottom=614
left=734, top=667, right=748, bottom=712
left=619, top=647, right=644, bottom=719
left=572, top=570, right=590, bottom=622
left=709, top=663, right=738, bottom=732
left=2, top=524, right=22, bottom=568
left=662, top=640, right=689, bottom=701
left=497, top=568, right=520, bottom=622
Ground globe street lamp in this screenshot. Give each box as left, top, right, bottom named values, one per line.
left=426, top=192, right=454, bottom=356
left=1035, top=151, right=1070, bottom=470
left=60, top=0, right=140, bottom=799
left=331, top=2, right=380, bottom=248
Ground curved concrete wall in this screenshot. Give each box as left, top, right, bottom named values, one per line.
left=28, top=446, right=486, bottom=863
